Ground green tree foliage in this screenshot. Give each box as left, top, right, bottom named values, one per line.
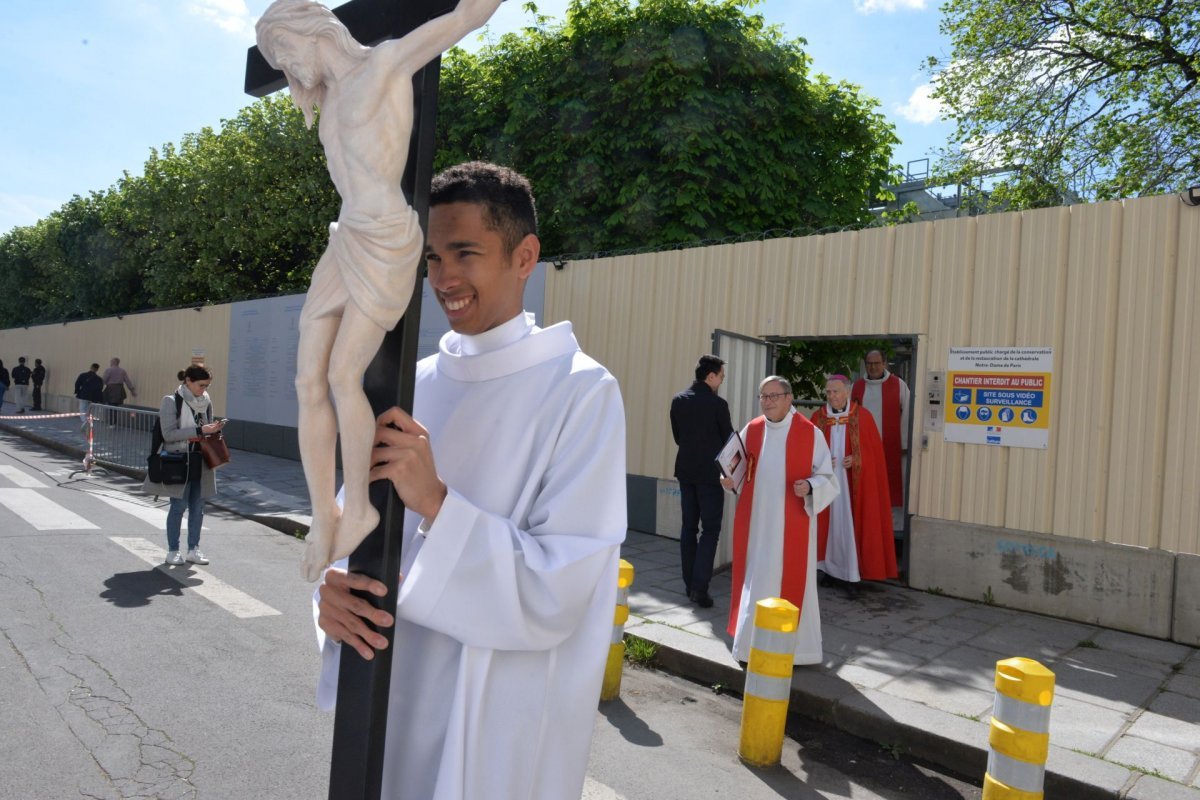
left=775, top=338, right=892, bottom=404
left=928, top=0, right=1200, bottom=207
left=0, top=1, right=898, bottom=325
left=0, top=94, right=336, bottom=325
left=118, top=94, right=338, bottom=308
left=437, top=0, right=898, bottom=254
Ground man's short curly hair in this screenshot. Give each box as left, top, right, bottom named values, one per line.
left=430, top=162, right=538, bottom=253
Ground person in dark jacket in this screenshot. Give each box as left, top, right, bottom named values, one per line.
left=31, top=358, right=47, bottom=410
left=10, top=357, right=31, bottom=414
left=0, top=360, right=9, bottom=411
left=669, top=354, right=734, bottom=607
left=75, top=363, right=104, bottom=431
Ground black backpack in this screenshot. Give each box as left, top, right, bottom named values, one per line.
left=146, top=393, right=207, bottom=485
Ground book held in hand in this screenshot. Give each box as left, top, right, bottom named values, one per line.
left=715, top=431, right=748, bottom=494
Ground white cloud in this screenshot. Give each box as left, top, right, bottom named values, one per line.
left=854, top=0, right=927, bottom=13
left=895, top=83, right=942, bottom=124
left=187, top=0, right=254, bottom=35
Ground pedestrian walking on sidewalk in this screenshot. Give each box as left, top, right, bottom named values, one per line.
left=74, top=363, right=104, bottom=431
left=142, top=366, right=225, bottom=566
left=670, top=354, right=734, bottom=608
left=101, top=357, right=137, bottom=425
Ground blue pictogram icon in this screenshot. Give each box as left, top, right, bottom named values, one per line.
left=976, top=406, right=993, bottom=422
left=1021, top=408, right=1038, bottom=425
left=955, top=406, right=971, bottom=421
left=998, top=407, right=1015, bottom=423
left=952, top=388, right=972, bottom=404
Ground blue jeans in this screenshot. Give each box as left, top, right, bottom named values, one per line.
left=166, top=474, right=204, bottom=552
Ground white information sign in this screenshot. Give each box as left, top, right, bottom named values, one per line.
left=944, top=347, right=1053, bottom=449
left=226, top=295, right=305, bottom=427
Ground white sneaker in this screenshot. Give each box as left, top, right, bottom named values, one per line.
left=186, top=548, right=209, bottom=565
left=165, top=550, right=185, bottom=566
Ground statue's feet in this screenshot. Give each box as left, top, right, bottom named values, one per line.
left=301, top=514, right=339, bottom=582
left=329, top=504, right=381, bottom=564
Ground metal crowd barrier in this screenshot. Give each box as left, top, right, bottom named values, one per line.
left=86, top=404, right=158, bottom=472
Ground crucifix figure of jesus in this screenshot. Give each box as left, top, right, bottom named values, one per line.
left=256, top=0, right=502, bottom=582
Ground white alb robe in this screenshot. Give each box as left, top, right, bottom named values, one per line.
left=314, top=312, right=627, bottom=800
left=730, top=410, right=838, bottom=665
left=816, top=404, right=860, bottom=582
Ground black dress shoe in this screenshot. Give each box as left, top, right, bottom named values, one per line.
left=690, top=589, right=714, bottom=608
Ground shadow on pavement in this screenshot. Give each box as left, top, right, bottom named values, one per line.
left=100, top=568, right=185, bottom=607
left=598, top=697, right=664, bottom=747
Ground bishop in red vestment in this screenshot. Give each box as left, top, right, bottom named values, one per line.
left=812, top=375, right=897, bottom=585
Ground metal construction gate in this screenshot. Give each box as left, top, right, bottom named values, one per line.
left=711, top=329, right=774, bottom=569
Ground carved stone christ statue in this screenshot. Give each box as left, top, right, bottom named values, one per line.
left=256, top=0, right=502, bottom=581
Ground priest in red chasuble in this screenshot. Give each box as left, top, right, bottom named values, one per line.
left=851, top=350, right=910, bottom=513
left=721, top=376, right=839, bottom=665
left=812, top=375, right=898, bottom=589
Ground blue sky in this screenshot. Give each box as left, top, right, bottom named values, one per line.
left=0, top=0, right=953, bottom=235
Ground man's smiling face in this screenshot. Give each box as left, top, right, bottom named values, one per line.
left=424, top=202, right=537, bottom=335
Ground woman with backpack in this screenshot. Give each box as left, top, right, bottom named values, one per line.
left=143, top=365, right=225, bottom=565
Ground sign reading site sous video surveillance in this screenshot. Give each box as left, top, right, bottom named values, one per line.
left=944, top=347, right=1053, bottom=449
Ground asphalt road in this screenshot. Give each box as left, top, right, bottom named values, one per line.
left=0, top=436, right=331, bottom=799
left=1, top=433, right=983, bottom=799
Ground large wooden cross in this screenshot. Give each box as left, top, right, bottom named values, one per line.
left=245, top=1, right=457, bottom=797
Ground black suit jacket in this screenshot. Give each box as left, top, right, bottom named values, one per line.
left=670, top=381, right=735, bottom=485
left=75, top=371, right=103, bottom=402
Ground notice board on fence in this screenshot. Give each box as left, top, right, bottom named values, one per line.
left=944, top=347, right=1053, bottom=449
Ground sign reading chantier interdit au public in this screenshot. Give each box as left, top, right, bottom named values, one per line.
left=943, top=347, right=1053, bottom=449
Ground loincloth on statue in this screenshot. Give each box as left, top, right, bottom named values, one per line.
left=300, top=207, right=424, bottom=331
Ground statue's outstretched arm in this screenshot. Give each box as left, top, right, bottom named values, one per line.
left=375, top=0, right=503, bottom=74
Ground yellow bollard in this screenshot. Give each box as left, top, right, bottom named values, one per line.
left=738, top=598, right=799, bottom=767
left=983, top=657, right=1056, bottom=800
left=600, top=559, right=635, bottom=702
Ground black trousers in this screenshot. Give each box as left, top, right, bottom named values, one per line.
left=32, top=384, right=42, bottom=410
left=679, top=482, right=724, bottom=594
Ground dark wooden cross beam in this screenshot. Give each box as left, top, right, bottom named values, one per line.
left=245, top=1, right=458, bottom=798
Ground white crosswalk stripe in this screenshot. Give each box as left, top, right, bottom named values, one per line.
left=0, top=488, right=98, bottom=530
left=0, top=465, right=50, bottom=488
left=581, top=777, right=627, bottom=800
left=89, top=492, right=207, bottom=531
left=110, top=537, right=281, bottom=619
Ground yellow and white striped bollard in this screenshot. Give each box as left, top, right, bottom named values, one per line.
left=984, top=657, right=1056, bottom=800
left=738, top=597, right=799, bottom=767
left=599, top=559, right=634, bottom=702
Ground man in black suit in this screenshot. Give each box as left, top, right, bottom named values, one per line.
left=670, top=354, right=734, bottom=608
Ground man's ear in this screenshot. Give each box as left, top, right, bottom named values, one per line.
left=513, top=233, right=540, bottom=279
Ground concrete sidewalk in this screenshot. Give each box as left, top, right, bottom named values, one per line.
left=3, top=406, right=1198, bottom=799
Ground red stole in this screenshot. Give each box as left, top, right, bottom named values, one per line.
left=852, top=374, right=904, bottom=506
left=727, top=413, right=815, bottom=637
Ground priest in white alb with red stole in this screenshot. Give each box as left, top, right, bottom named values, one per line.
left=722, top=376, right=838, bottom=665
left=813, top=375, right=897, bottom=587
left=851, top=350, right=910, bottom=515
